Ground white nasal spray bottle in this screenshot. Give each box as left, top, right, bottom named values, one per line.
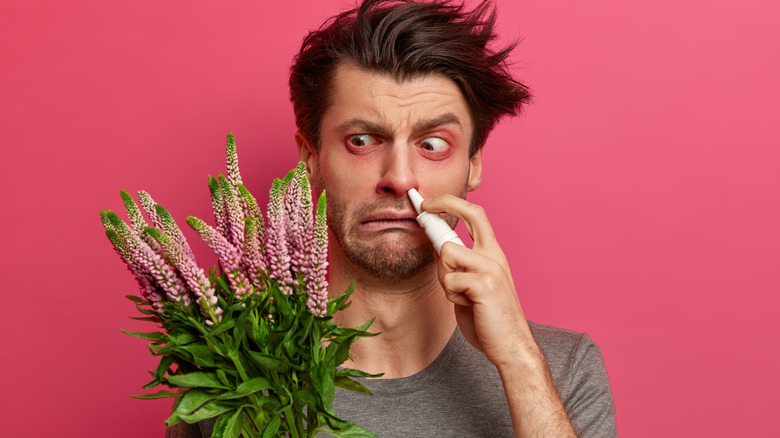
left=407, top=188, right=465, bottom=255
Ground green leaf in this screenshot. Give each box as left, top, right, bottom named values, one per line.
left=167, top=330, right=198, bottom=346
left=166, top=389, right=214, bottom=427
left=248, top=351, right=289, bottom=373
left=180, top=400, right=233, bottom=423
left=224, top=412, right=245, bottom=438
left=334, top=376, right=372, bottom=395
left=210, top=411, right=231, bottom=438
left=129, top=390, right=180, bottom=399
left=141, top=376, right=162, bottom=389
left=129, top=316, right=161, bottom=323
left=125, top=295, right=146, bottom=303
left=211, top=408, right=243, bottom=438
left=260, top=414, right=282, bottom=438
left=121, top=329, right=164, bottom=341
left=327, top=282, right=355, bottom=315
left=166, top=372, right=230, bottom=389
left=153, top=355, right=175, bottom=380
left=329, top=341, right=351, bottom=368
left=216, top=369, right=230, bottom=387
left=186, top=316, right=210, bottom=336
left=178, top=343, right=216, bottom=367
left=337, top=368, right=384, bottom=379
left=352, top=317, right=376, bottom=334
left=321, top=423, right=378, bottom=438
left=134, top=305, right=158, bottom=316
left=207, top=318, right=236, bottom=337
left=315, top=358, right=336, bottom=406
left=216, top=377, right=272, bottom=400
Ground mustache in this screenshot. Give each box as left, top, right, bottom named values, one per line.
left=351, top=197, right=414, bottom=221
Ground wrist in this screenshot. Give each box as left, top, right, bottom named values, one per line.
left=494, top=342, right=546, bottom=376
left=490, top=327, right=545, bottom=371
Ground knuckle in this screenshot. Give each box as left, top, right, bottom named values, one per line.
left=440, top=272, right=453, bottom=289
left=481, top=275, right=496, bottom=291
left=468, top=204, right=485, bottom=218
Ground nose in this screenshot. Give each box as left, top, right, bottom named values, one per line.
left=376, top=145, right=419, bottom=197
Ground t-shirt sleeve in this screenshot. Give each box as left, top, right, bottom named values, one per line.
left=562, top=334, right=618, bottom=437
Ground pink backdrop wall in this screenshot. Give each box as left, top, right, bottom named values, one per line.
left=1, top=0, right=778, bottom=436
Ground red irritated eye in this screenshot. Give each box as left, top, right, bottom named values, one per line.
left=347, top=134, right=378, bottom=147
left=419, top=137, right=449, bottom=152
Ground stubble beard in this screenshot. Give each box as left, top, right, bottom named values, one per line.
left=327, top=191, right=435, bottom=283
left=317, top=166, right=466, bottom=283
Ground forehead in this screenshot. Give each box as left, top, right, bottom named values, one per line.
left=321, top=63, right=472, bottom=134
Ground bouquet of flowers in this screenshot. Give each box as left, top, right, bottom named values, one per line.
left=101, top=134, right=380, bottom=437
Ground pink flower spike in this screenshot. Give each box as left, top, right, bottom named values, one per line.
left=285, top=162, right=314, bottom=285
left=104, top=210, right=187, bottom=304
left=119, top=191, right=162, bottom=254
left=237, top=184, right=265, bottom=248
left=242, top=217, right=267, bottom=290
left=154, top=204, right=197, bottom=264
left=187, top=216, right=242, bottom=272
left=145, top=227, right=219, bottom=321
left=138, top=191, right=164, bottom=229
left=219, top=175, right=244, bottom=249
left=185, top=215, right=250, bottom=298
left=225, top=133, right=243, bottom=186
left=104, top=224, right=158, bottom=301
left=265, top=178, right=294, bottom=294
left=305, top=191, right=329, bottom=316
left=285, top=171, right=305, bottom=279
left=208, top=175, right=229, bottom=240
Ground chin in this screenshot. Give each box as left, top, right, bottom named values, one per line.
left=343, top=233, right=435, bottom=282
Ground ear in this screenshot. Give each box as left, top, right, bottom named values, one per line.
left=467, top=148, right=482, bottom=192
left=295, top=131, right=317, bottom=180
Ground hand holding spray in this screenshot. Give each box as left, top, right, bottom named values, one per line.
left=407, top=188, right=465, bottom=255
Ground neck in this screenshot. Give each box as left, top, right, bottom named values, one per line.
left=328, top=249, right=456, bottom=379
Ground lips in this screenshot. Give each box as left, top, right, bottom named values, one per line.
left=358, top=210, right=419, bottom=232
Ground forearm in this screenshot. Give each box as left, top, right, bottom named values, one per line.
left=497, top=345, right=577, bottom=438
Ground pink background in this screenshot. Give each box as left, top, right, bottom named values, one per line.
left=1, top=0, right=778, bottom=436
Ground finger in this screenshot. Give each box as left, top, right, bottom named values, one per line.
left=438, top=240, right=497, bottom=274
left=422, top=194, right=502, bottom=256
left=440, top=265, right=508, bottom=305
left=438, top=270, right=475, bottom=307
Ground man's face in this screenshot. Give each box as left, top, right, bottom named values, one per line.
left=298, top=63, right=482, bottom=282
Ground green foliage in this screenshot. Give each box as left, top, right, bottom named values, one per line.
left=125, top=275, right=378, bottom=437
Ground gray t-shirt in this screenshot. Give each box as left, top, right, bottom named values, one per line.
left=166, top=322, right=617, bottom=437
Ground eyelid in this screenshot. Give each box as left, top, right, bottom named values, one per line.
left=419, top=136, right=450, bottom=152
left=347, top=133, right=379, bottom=146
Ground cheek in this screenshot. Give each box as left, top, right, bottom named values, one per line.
left=318, top=153, right=367, bottom=201
left=419, top=160, right=471, bottom=196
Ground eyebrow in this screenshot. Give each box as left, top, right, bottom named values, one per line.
left=337, top=112, right=463, bottom=135
left=413, top=113, right=462, bottom=133
left=338, top=119, right=391, bottom=135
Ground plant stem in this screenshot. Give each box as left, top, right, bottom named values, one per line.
left=243, top=406, right=261, bottom=436
left=228, top=351, right=250, bottom=382
left=284, top=406, right=301, bottom=438
left=295, top=409, right=306, bottom=437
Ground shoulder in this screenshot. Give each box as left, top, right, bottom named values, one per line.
left=528, top=320, right=594, bottom=349
left=527, top=321, right=608, bottom=393
left=527, top=321, right=600, bottom=367
left=528, top=321, right=617, bottom=437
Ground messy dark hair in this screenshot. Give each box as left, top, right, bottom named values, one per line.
left=289, top=0, right=531, bottom=156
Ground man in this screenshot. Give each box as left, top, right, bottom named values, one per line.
left=170, top=0, right=616, bottom=436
